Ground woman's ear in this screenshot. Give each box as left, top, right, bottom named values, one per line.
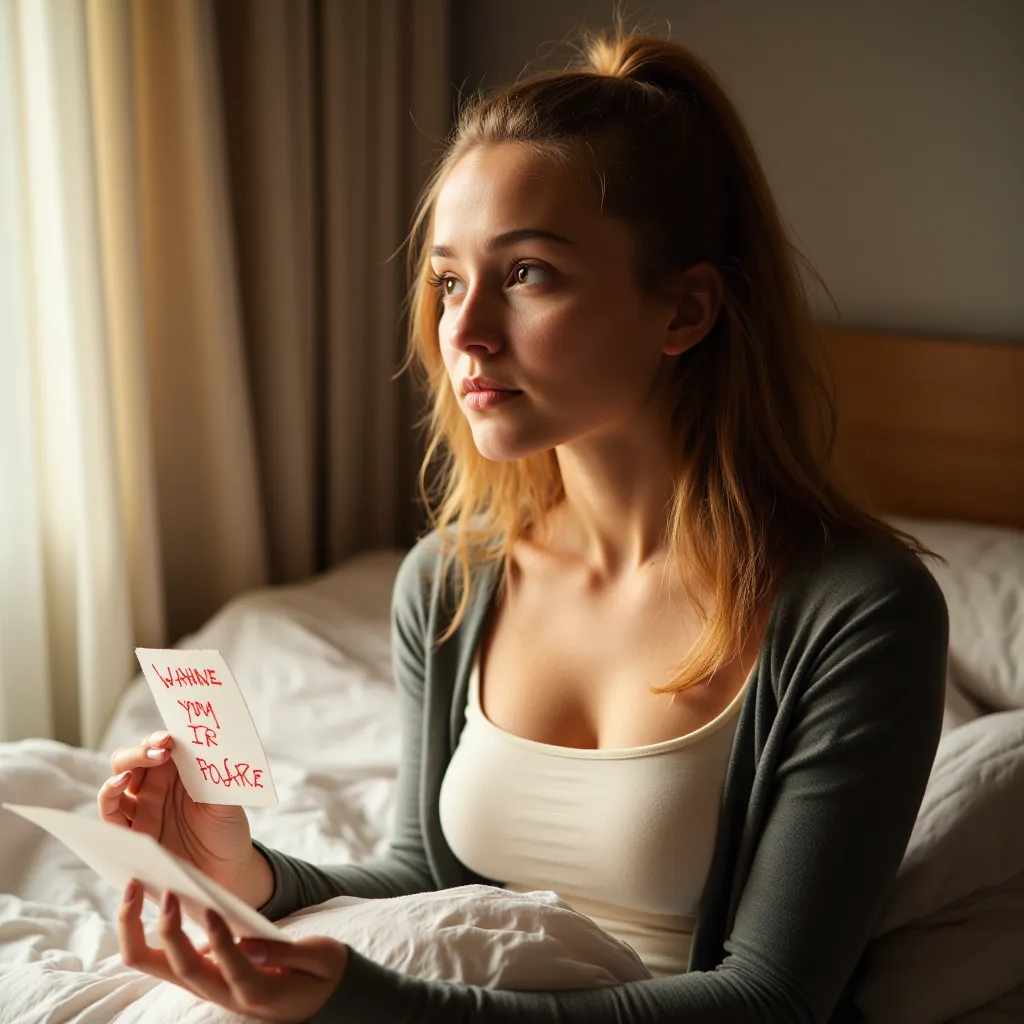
left=663, top=262, right=724, bottom=356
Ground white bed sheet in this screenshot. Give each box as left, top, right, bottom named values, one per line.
left=0, top=549, right=406, bottom=1022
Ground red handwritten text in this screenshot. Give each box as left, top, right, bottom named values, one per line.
left=152, top=664, right=223, bottom=688
left=187, top=724, right=219, bottom=747
left=196, top=757, right=264, bottom=789
left=177, top=699, right=221, bottom=729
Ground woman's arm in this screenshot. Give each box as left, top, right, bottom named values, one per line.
left=253, top=547, right=441, bottom=921
left=307, top=544, right=948, bottom=1022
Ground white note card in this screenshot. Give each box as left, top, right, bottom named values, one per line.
left=134, top=649, right=278, bottom=807
left=1, top=804, right=288, bottom=941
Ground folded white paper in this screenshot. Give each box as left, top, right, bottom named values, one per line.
left=2, top=804, right=288, bottom=941
left=135, top=648, right=278, bottom=807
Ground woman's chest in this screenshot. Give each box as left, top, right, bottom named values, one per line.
left=477, top=559, right=760, bottom=750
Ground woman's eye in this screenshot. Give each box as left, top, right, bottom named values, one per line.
left=437, top=275, right=466, bottom=298
left=511, top=264, right=547, bottom=287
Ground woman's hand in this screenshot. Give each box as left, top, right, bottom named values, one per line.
left=98, top=732, right=260, bottom=900
left=120, top=879, right=349, bottom=1023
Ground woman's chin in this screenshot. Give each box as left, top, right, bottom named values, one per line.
left=474, top=444, right=527, bottom=463
left=467, top=414, right=564, bottom=463
left=472, top=432, right=548, bottom=464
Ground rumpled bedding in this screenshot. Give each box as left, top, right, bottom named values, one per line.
left=1, top=551, right=405, bottom=1023
left=854, top=710, right=1024, bottom=1022
left=113, top=886, right=651, bottom=1024
left=1, top=543, right=1022, bottom=1023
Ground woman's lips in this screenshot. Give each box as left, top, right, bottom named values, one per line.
left=463, top=388, right=523, bottom=410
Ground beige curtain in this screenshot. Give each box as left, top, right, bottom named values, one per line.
left=212, top=0, right=447, bottom=582
left=140, top=0, right=448, bottom=635
left=0, top=0, right=447, bottom=747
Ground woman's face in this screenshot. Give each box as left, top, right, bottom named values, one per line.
left=431, top=142, right=682, bottom=462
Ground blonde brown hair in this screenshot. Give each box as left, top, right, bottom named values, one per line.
left=399, top=27, right=933, bottom=693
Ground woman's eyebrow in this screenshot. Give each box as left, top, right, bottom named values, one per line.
left=429, top=228, right=574, bottom=259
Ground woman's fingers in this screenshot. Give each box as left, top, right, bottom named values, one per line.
left=119, top=880, right=173, bottom=978
left=119, top=882, right=208, bottom=1002
left=98, top=771, right=134, bottom=827
left=100, top=731, right=173, bottom=826
left=204, top=909, right=276, bottom=1003
left=118, top=880, right=148, bottom=961
left=158, top=891, right=230, bottom=1003
left=118, top=789, right=137, bottom=824
left=127, top=766, right=146, bottom=796
left=108, top=732, right=173, bottom=776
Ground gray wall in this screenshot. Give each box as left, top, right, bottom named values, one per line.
left=451, top=0, right=1023, bottom=342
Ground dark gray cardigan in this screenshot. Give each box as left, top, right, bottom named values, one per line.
left=253, top=523, right=948, bottom=1022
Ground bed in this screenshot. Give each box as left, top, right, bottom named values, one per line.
left=1, top=329, right=1022, bottom=1023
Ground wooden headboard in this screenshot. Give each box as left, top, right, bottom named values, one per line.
left=822, top=330, right=1024, bottom=531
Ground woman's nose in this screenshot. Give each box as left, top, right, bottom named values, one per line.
left=445, top=286, right=505, bottom=355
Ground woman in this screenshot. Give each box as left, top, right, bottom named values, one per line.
left=98, top=27, right=948, bottom=1022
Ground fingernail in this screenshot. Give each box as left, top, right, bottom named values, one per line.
left=161, top=890, right=175, bottom=914
left=114, top=770, right=131, bottom=785
left=244, top=941, right=267, bottom=963
left=124, top=880, right=137, bottom=903
left=152, top=731, right=170, bottom=743
left=146, top=748, right=167, bottom=760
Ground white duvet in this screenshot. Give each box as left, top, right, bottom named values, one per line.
left=1, top=542, right=1023, bottom=1023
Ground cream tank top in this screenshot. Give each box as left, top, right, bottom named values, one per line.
left=438, top=649, right=753, bottom=978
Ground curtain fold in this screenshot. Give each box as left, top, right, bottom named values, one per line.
left=85, top=0, right=166, bottom=657
left=0, top=0, right=448, bottom=746
left=214, top=0, right=448, bottom=579
left=0, top=0, right=53, bottom=742
left=213, top=0, right=320, bottom=583
left=132, top=0, right=270, bottom=640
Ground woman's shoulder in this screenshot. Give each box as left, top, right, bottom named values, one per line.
left=391, top=522, right=497, bottom=611
left=390, top=528, right=447, bottom=612
left=789, top=523, right=944, bottom=602
left=760, top=525, right=950, bottom=781
left=773, top=522, right=949, bottom=659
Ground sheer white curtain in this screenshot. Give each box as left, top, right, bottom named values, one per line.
left=0, top=0, right=145, bottom=748
left=0, top=0, right=265, bottom=748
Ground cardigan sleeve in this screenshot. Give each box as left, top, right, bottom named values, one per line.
left=252, top=544, right=440, bottom=922
left=302, top=542, right=947, bottom=1023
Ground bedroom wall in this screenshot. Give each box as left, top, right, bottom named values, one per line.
left=450, top=0, right=1024, bottom=343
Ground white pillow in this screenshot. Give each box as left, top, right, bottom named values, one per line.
left=116, top=885, right=652, bottom=1023
left=879, top=709, right=1024, bottom=931
left=888, top=517, right=1024, bottom=711
left=855, top=710, right=1024, bottom=1023
left=856, top=875, right=1024, bottom=1024
left=940, top=659, right=986, bottom=737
